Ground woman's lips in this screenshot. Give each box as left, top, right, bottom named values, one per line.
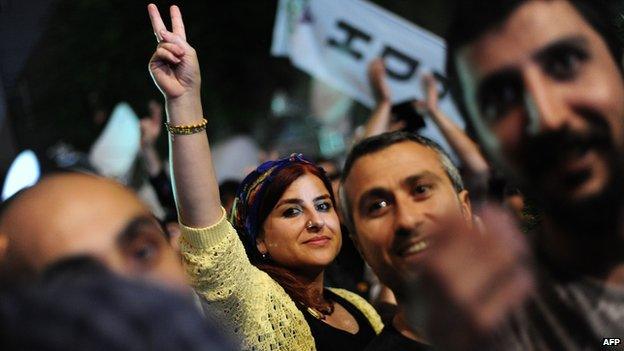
left=303, top=236, right=331, bottom=246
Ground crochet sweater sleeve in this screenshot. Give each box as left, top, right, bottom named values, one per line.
left=179, top=209, right=316, bottom=351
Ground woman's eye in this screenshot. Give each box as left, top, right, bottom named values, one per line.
left=315, top=202, right=332, bottom=212
left=283, top=207, right=302, bottom=218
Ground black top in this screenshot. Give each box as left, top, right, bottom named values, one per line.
left=304, top=289, right=376, bottom=351
left=364, top=324, right=431, bottom=351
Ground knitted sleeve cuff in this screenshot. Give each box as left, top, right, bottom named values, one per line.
left=179, top=208, right=233, bottom=248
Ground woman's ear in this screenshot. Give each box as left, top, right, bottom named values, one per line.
left=256, top=236, right=267, bottom=255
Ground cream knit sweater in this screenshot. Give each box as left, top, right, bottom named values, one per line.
left=180, top=209, right=383, bottom=351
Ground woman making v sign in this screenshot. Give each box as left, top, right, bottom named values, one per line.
left=146, top=4, right=382, bottom=351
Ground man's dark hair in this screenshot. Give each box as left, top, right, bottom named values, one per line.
left=445, top=0, right=623, bottom=124
left=339, top=131, right=464, bottom=232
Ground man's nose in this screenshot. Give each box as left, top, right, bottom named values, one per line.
left=523, top=67, right=572, bottom=135
left=394, top=196, right=423, bottom=235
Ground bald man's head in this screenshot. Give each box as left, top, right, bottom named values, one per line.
left=0, top=173, right=186, bottom=290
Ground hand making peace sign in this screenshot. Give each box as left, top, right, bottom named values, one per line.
left=147, top=4, right=200, bottom=100
left=146, top=4, right=220, bottom=228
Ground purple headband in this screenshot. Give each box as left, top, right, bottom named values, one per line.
left=230, top=153, right=316, bottom=257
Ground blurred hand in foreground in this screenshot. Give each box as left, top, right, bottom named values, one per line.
left=409, top=205, right=534, bottom=350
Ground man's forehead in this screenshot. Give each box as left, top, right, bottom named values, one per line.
left=345, top=142, right=445, bottom=194
left=3, top=174, right=149, bottom=239
left=458, top=0, right=594, bottom=80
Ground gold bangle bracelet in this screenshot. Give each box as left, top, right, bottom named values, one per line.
left=165, top=118, right=208, bottom=135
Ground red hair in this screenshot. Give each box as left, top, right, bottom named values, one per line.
left=254, top=162, right=338, bottom=313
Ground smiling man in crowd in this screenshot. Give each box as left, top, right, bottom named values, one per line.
left=340, top=131, right=473, bottom=350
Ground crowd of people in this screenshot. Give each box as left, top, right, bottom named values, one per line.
left=1, top=0, right=624, bottom=350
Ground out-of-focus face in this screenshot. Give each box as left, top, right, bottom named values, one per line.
left=0, top=174, right=187, bottom=291
left=343, top=142, right=472, bottom=294
left=456, top=0, right=624, bottom=208
left=258, top=173, right=342, bottom=275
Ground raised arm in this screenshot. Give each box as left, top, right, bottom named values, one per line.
left=147, top=4, right=221, bottom=227
left=363, top=59, right=395, bottom=138
left=416, top=75, right=490, bottom=177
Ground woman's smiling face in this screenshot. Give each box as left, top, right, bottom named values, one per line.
left=257, top=173, right=342, bottom=275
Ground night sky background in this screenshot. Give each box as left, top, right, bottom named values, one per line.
left=1, top=0, right=622, bottom=178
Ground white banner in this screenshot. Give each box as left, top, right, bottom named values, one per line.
left=271, top=0, right=465, bottom=157
left=89, top=102, right=140, bottom=183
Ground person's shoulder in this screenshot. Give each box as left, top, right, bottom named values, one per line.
left=327, top=287, right=384, bottom=333
left=327, top=287, right=372, bottom=312
left=328, top=287, right=363, bottom=301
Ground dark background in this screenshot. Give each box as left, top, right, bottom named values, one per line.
left=0, top=0, right=622, bottom=178
left=0, top=0, right=454, bottom=175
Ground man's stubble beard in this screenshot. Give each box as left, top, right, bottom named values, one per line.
left=522, top=113, right=624, bottom=239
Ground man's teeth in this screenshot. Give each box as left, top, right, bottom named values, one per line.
left=403, top=240, right=429, bottom=256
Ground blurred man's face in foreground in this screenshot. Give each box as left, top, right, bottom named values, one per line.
left=456, top=0, right=624, bottom=212
left=0, top=173, right=186, bottom=290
